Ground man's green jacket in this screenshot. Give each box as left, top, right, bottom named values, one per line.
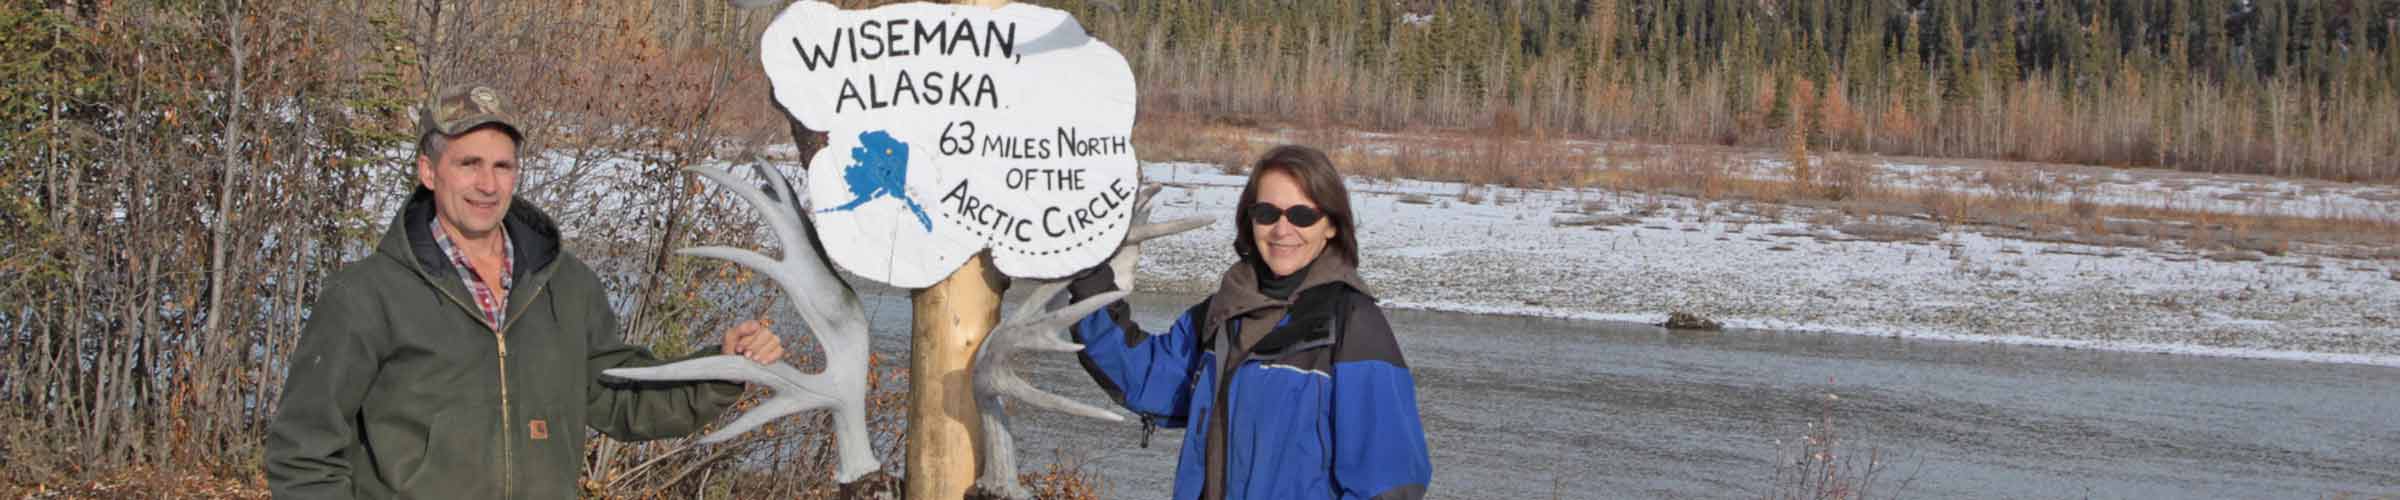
left=266, top=188, right=744, bottom=499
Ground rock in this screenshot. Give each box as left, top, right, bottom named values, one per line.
left=2206, top=250, right=2265, bottom=263
left=1661, top=311, right=1722, bottom=331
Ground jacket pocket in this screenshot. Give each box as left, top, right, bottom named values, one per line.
left=397, top=401, right=498, bottom=495
left=382, top=403, right=444, bottom=493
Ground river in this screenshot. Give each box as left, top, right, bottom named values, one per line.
left=841, top=292, right=2399, bottom=499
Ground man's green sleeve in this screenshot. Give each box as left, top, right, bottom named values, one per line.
left=266, top=281, right=384, bottom=499
left=582, top=296, right=747, bottom=442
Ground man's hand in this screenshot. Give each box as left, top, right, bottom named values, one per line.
left=721, top=319, right=784, bottom=364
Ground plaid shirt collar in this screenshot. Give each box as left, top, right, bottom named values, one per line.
left=431, top=220, right=515, bottom=328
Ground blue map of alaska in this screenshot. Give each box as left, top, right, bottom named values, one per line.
left=819, top=130, right=933, bottom=231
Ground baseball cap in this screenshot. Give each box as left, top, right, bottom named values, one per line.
left=417, top=84, right=524, bottom=144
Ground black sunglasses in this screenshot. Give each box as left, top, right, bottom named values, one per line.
left=1247, top=202, right=1326, bottom=227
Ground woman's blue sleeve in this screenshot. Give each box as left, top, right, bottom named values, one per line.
left=1072, top=300, right=1207, bottom=427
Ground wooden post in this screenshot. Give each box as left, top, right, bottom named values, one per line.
left=917, top=0, right=1008, bottom=481
left=907, top=252, right=1004, bottom=499
left=908, top=3, right=1009, bottom=499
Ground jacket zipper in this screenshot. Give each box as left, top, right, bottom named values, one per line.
left=493, top=280, right=548, bottom=500
left=412, top=262, right=547, bottom=499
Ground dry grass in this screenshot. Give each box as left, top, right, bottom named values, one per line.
left=0, top=465, right=267, bottom=500
left=1000, top=449, right=1109, bottom=500
left=1135, top=113, right=1260, bottom=175
left=1139, top=111, right=1603, bottom=189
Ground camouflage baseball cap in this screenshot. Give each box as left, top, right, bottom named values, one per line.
left=417, top=83, right=523, bottom=143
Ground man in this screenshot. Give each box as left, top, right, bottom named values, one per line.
left=265, top=84, right=785, bottom=499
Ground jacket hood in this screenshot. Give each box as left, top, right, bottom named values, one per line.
left=375, top=186, right=564, bottom=282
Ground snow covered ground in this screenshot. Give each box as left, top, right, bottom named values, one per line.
left=1130, top=162, right=2400, bottom=367
left=377, top=145, right=2398, bottom=367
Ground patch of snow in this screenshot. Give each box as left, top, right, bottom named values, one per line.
left=1132, top=162, right=2400, bottom=368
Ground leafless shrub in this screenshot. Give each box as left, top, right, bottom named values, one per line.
left=1762, top=390, right=1911, bottom=500
left=1809, top=156, right=1877, bottom=201
left=2227, top=237, right=2290, bottom=257
left=1807, top=210, right=1847, bottom=228
left=1911, top=187, right=1974, bottom=228
left=2067, top=190, right=2102, bottom=220
left=1980, top=168, right=2058, bottom=204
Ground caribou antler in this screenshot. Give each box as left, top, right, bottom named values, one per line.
left=601, top=165, right=880, bottom=483
left=970, top=280, right=1128, bottom=498
left=971, top=183, right=1210, bottom=498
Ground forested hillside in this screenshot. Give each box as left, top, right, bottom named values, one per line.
left=1050, top=0, right=2400, bottom=181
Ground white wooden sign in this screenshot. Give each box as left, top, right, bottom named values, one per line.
left=762, top=1, right=1138, bottom=288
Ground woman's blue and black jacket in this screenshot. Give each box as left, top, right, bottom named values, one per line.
left=1067, top=258, right=1432, bottom=500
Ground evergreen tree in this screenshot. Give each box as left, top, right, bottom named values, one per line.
left=1996, top=4, right=2022, bottom=91
left=1942, top=3, right=1971, bottom=103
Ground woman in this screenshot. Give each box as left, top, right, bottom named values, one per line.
left=1067, top=145, right=1432, bottom=500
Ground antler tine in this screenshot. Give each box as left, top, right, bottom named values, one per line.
left=602, top=356, right=834, bottom=442
left=1124, top=182, right=1210, bottom=244
left=1135, top=182, right=1162, bottom=205
left=674, top=246, right=785, bottom=291
left=749, top=163, right=806, bottom=214
left=1103, top=182, right=1211, bottom=292
left=687, top=166, right=813, bottom=269
left=1015, top=283, right=1128, bottom=357
left=1007, top=280, right=1071, bottom=326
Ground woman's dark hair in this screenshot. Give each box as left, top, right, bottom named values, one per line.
left=1233, top=145, right=1359, bottom=266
